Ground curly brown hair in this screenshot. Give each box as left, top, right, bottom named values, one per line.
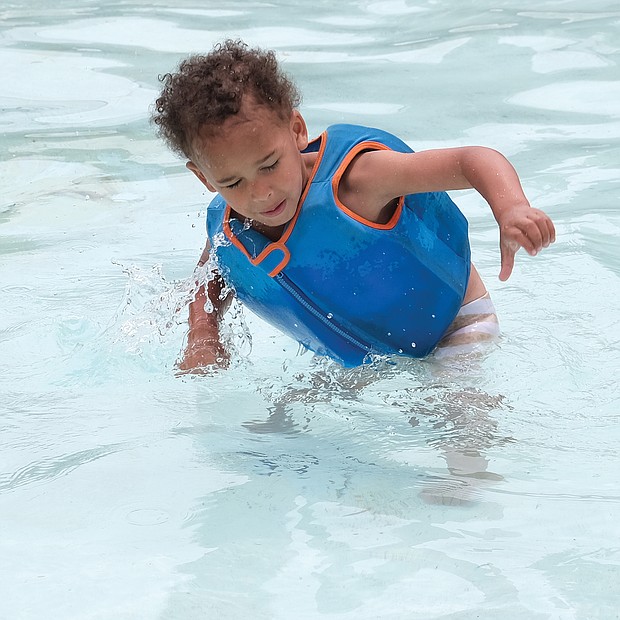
left=151, top=39, right=301, bottom=159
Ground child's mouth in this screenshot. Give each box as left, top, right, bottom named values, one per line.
left=262, top=200, right=286, bottom=217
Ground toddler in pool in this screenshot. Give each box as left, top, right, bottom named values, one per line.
left=151, top=39, right=555, bottom=370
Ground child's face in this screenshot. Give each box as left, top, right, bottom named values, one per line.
left=187, top=99, right=310, bottom=232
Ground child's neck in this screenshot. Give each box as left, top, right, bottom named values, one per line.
left=228, top=209, right=286, bottom=242
left=252, top=220, right=287, bottom=241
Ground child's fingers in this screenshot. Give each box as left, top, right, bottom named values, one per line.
left=499, top=239, right=518, bottom=281
left=498, top=210, right=555, bottom=281
left=521, top=217, right=545, bottom=254
left=514, top=214, right=554, bottom=254
left=528, top=209, right=556, bottom=248
left=543, top=215, right=556, bottom=246
left=502, top=224, right=537, bottom=256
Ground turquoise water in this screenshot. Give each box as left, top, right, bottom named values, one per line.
left=1, top=1, right=619, bottom=618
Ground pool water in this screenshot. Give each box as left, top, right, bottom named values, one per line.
left=1, top=1, right=619, bottom=618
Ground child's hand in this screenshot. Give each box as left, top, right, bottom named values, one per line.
left=177, top=327, right=230, bottom=374
left=178, top=277, right=232, bottom=374
left=497, top=205, right=555, bottom=281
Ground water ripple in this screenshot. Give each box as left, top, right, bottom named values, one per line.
left=0, top=443, right=128, bottom=493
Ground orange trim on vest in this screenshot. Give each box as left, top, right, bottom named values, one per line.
left=331, top=141, right=403, bottom=230
left=222, top=207, right=250, bottom=258
left=279, top=131, right=327, bottom=247
left=221, top=131, right=328, bottom=277
left=257, top=243, right=292, bottom=277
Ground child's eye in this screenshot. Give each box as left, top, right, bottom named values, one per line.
left=263, top=160, right=279, bottom=172
left=225, top=180, right=241, bottom=189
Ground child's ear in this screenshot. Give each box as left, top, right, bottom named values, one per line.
left=290, top=110, right=309, bottom=151
left=186, top=161, right=216, bottom=193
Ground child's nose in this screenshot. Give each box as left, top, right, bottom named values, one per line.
left=251, top=178, right=272, bottom=202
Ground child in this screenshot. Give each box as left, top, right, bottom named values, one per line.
left=152, top=40, right=555, bottom=370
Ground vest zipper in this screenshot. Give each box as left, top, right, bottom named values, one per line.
left=274, top=273, right=372, bottom=353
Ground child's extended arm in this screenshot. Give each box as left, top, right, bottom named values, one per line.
left=439, top=147, right=555, bottom=281
left=340, top=146, right=555, bottom=280
left=177, top=243, right=232, bottom=372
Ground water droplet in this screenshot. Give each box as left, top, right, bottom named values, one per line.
left=431, top=314, right=436, bottom=319
left=411, top=342, right=416, bottom=348
left=398, top=349, right=403, bottom=354
left=326, top=313, right=333, bottom=319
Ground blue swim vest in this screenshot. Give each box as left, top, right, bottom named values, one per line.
left=206, top=124, right=471, bottom=366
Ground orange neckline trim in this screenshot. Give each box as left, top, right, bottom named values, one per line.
left=221, top=131, right=327, bottom=275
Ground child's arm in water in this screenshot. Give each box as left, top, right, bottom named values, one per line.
left=339, top=146, right=555, bottom=280
left=177, top=242, right=232, bottom=372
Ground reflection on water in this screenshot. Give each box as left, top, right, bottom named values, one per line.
left=245, top=357, right=512, bottom=509
left=1, top=0, right=620, bottom=618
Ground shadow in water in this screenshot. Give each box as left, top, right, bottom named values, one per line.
left=241, top=352, right=514, bottom=507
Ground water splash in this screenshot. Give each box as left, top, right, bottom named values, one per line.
left=108, top=260, right=252, bottom=368
left=110, top=262, right=194, bottom=352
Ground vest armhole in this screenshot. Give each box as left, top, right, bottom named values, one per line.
left=331, top=141, right=403, bottom=230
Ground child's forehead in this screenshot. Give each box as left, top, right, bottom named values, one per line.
left=192, top=112, right=291, bottom=166
left=193, top=104, right=289, bottom=153
left=209, top=100, right=286, bottom=134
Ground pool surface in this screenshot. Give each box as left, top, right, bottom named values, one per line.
left=1, top=1, right=619, bottom=618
